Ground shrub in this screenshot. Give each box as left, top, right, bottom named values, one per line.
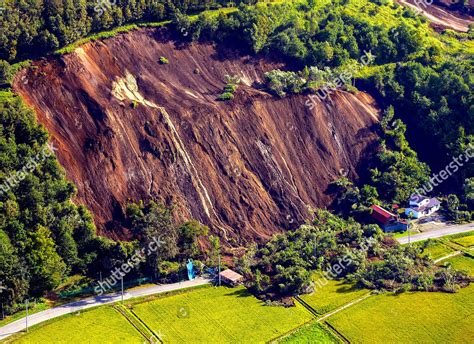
left=218, top=92, right=234, bottom=101
left=159, top=56, right=169, bottom=64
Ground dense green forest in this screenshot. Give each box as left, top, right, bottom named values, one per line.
left=0, top=0, right=256, bottom=62
left=0, top=0, right=473, bottom=311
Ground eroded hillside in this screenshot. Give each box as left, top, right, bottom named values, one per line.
left=14, top=28, right=380, bottom=245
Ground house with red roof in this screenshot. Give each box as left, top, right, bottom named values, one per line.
left=370, top=205, right=408, bottom=232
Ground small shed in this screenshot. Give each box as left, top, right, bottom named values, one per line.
left=219, top=269, right=244, bottom=287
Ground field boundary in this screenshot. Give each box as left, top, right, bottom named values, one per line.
left=113, top=304, right=160, bottom=343
left=294, top=296, right=320, bottom=316
left=324, top=321, right=350, bottom=343
left=126, top=284, right=211, bottom=307
left=267, top=317, right=318, bottom=343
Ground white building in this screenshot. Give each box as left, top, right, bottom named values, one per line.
left=405, top=194, right=441, bottom=219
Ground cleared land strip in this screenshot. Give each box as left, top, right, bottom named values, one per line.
left=316, top=293, right=373, bottom=323
left=434, top=251, right=462, bottom=263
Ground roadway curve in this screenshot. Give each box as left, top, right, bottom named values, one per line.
left=0, top=277, right=211, bottom=341
left=397, top=223, right=474, bottom=244
left=396, top=0, right=473, bottom=32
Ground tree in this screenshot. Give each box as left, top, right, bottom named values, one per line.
left=127, top=202, right=179, bottom=278
left=177, top=220, right=208, bottom=258
left=208, top=235, right=220, bottom=267
left=0, top=60, right=13, bottom=86
left=26, top=226, right=66, bottom=295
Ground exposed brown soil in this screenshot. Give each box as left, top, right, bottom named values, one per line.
left=396, top=0, right=473, bottom=32
left=14, top=28, right=380, bottom=247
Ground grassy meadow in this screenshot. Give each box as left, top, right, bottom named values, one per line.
left=278, top=322, right=341, bottom=344
left=130, top=285, right=314, bottom=343
left=299, top=275, right=368, bottom=315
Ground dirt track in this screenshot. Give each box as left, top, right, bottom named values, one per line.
left=396, top=0, right=473, bottom=32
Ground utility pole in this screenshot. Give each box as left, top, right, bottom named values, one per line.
left=121, top=276, right=124, bottom=303
left=25, top=299, right=29, bottom=333
left=99, top=271, right=102, bottom=282
left=218, top=254, right=221, bottom=287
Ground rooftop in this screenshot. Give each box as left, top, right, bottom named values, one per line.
left=219, top=269, right=244, bottom=282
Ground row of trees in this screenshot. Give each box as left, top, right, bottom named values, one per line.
left=0, top=0, right=256, bottom=62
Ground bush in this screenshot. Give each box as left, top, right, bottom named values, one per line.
left=159, top=56, right=169, bottom=64
left=218, top=91, right=234, bottom=101
left=264, top=69, right=307, bottom=97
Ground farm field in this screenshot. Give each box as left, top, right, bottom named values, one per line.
left=130, top=285, right=314, bottom=343
left=452, top=235, right=474, bottom=248
left=7, top=306, right=144, bottom=344
left=419, top=242, right=455, bottom=260
left=299, top=274, right=368, bottom=314
left=327, top=283, right=474, bottom=343
left=444, top=254, right=474, bottom=275
left=279, top=322, right=341, bottom=344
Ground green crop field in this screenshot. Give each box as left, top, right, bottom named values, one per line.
left=327, top=284, right=474, bottom=343
left=299, top=275, right=368, bottom=315
left=8, top=306, right=144, bottom=344
left=452, top=235, right=474, bottom=248
left=278, top=322, right=341, bottom=344
left=130, top=285, right=314, bottom=343
left=444, top=254, right=474, bottom=276
left=418, top=242, right=455, bottom=260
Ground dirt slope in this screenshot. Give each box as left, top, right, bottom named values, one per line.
left=396, top=0, right=473, bottom=32
left=14, top=28, right=380, bottom=246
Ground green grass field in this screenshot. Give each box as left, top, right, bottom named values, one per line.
left=299, top=275, right=369, bottom=315
left=444, top=254, right=474, bottom=276
left=325, top=252, right=474, bottom=343
left=278, top=322, right=341, bottom=343
left=9, top=306, right=144, bottom=344
left=419, top=242, right=455, bottom=260
left=452, top=235, right=474, bottom=248
left=130, top=285, right=314, bottom=343
left=327, top=265, right=474, bottom=344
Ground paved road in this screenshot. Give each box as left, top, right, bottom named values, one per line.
left=0, top=277, right=211, bottom=341
left=397, top=223, right=474, bottom=244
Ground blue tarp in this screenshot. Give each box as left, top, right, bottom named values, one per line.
left=186, top=259, right=195, bottom=280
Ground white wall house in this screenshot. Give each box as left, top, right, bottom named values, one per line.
left=405, top=195, right=441, bottom=219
